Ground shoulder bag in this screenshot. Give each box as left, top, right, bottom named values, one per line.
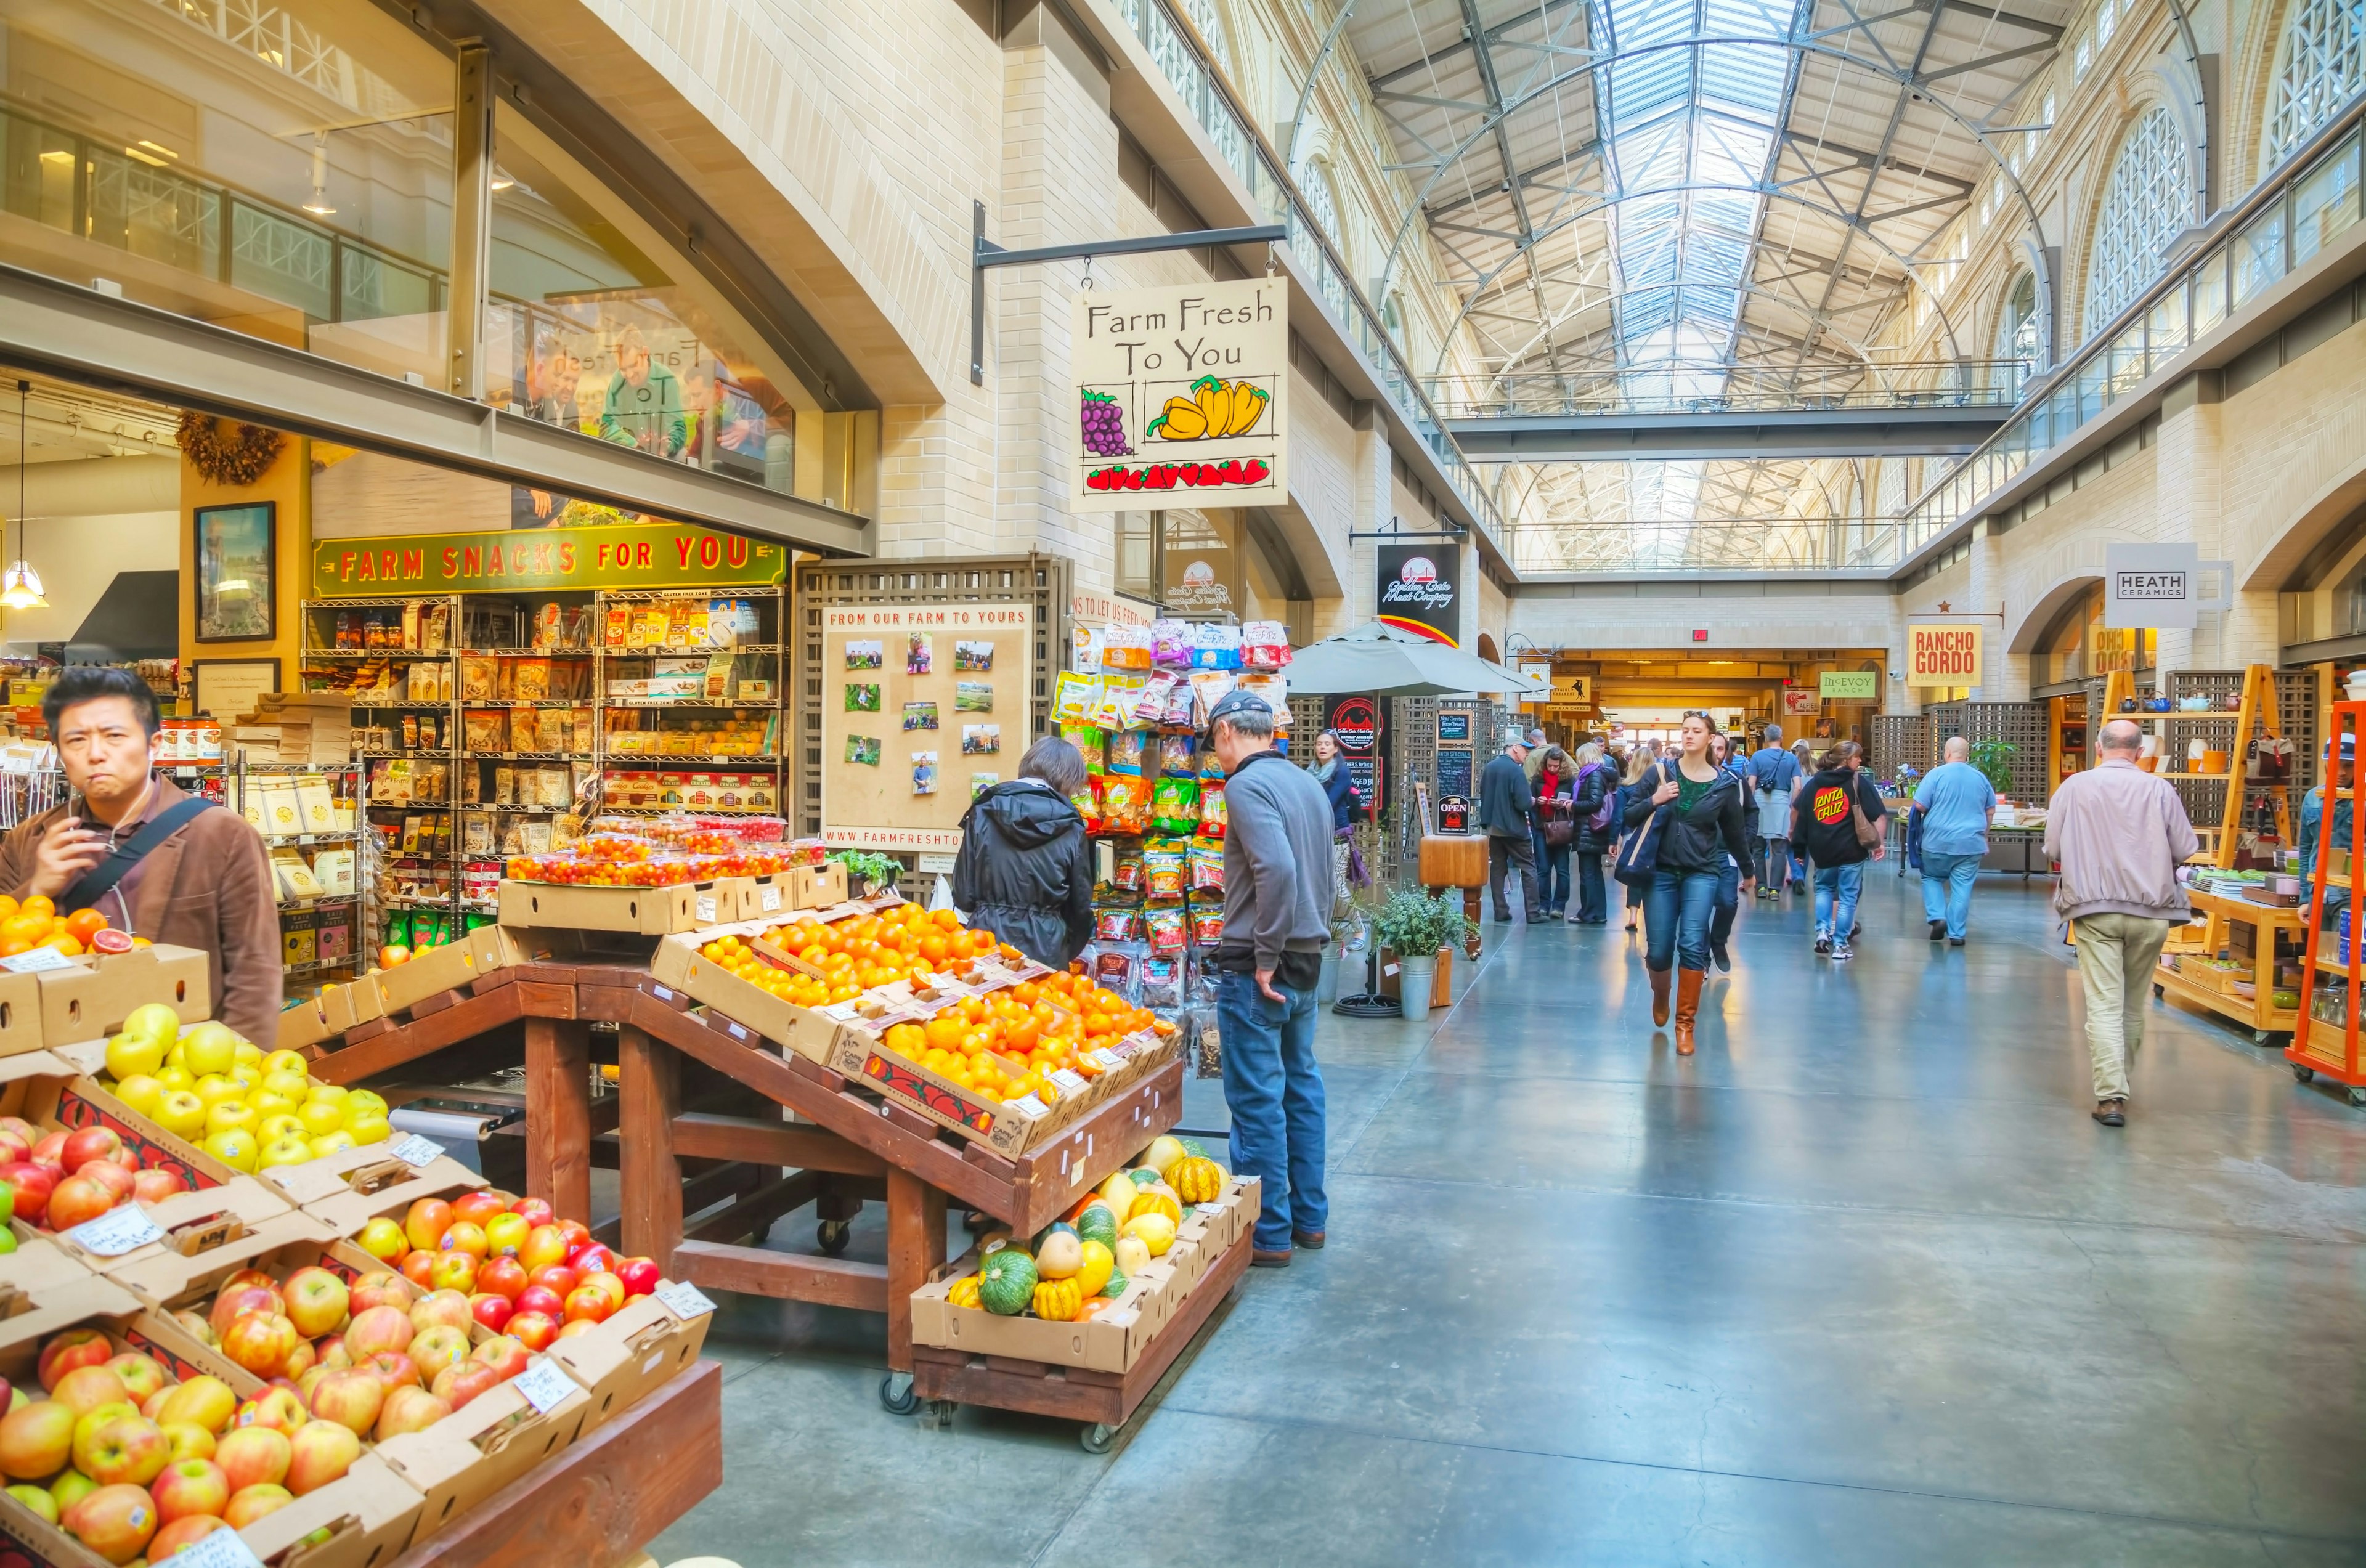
left=1848, top=776, right=1885, bottom=852
left=61, top=797, right=218, bottom=915
left=1613, top=762, right=1675, bottom=886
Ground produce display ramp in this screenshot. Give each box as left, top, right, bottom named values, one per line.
left=911, top=1218, right=1251, bottom=1451
left=616, top=984, right=1184, bottom=1384
left=391, top=1358, right=721, bottom=1568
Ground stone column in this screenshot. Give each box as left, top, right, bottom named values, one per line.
left=1966, top=519, right=2029, bottom=699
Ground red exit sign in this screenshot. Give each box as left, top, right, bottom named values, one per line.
left=1691, top=630, right=1709, bottom=641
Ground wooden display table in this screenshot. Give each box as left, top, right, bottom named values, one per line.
left=394, top=1359, right=720, bottom=1568
left=2153, top=887, right=2305, bottom=1041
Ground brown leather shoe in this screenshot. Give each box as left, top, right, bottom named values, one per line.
left=1251, top=1247, right=1293, bottom=1267
left=2092, top=1099, right=2126, bottom=1127
left=1673, top=969, right=1704, bottom=1056
left=1292, top=1230, right=1325, bottom=1250
left=1650, top=967, right=1672, bottom=1026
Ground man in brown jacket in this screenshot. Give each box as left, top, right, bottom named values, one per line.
left=0, top=668, right=280, bottom=1044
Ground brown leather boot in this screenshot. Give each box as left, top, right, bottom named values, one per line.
left=1649, top=966, right=1672, bottom=1027
left=1673, top=969, right=1704, bottom=1055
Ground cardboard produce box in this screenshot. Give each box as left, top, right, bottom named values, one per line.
left=496, top=878, right=699, bottom=934
left=647, top=921, right=914, bottom=1064
left=370, top=936, right=494, bottom=1017
left=235, top=1452, right=426, bottom=1568
left=373, top=1355, right=591, bottom=1547
left=277, top=989, right=338, bottom=1051
left=102, top=1206, right=396, bottom=1313
left=786, top=860, right=849, bottom=911
left=46, top=1174, right=293, bottom=1278
left=466, top=923, right=595, bottom=972
left=266, top=1145, right=486, bottom=1238
left=0, top=1234, right=95, bottom=1294
left=543, top=1285, right=712, bottom=1432
left=826, top=1024, right=1176, bottom=1160
left=910, top=1248, right=1182, bottom=1374
left=0, top=1270, right=264, bottom=1402
left=31, top=944, right=211, bottom=1049
left=0, top=968, right=44, bottom=1058
left=0, top=1049, right=247, bottom=1190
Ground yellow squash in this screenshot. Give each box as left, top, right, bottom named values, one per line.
left=946, top=1274, right=982, bottom=1310
left=1032, top=1277, right=1084, bottom=1322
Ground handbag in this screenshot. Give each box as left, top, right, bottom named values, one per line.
left=1848, top=779, right=1884, bottom=852
left=1613, top=763, right=1674, bottom=886
left=1541, top=779, right=1575, bottom=848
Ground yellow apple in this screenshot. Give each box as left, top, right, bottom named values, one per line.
left=203, top=1127, right=258, bottom=1171
left=193, top=1074, right=243, bottom=1108
left=343, top=1114, right=389, bottom=1147
left=181, top=1023, right=240, bottom=1078
left=104, top=1032, right=165, bottom=1081
left=155, top=1063, right=195, bottom=1094
left=308, top=1131, right=359, bottom=1159
left=296, top=1101, right=344, bottom=1138
left=262, top=1051, right=309, bottom=1080
left=255, top=1136, right=314, bottom=1172
left=256, top=1114, right=306, bottom=1145
left=205, top=1101, right=257, bottom=1139
left=113, top=1074, right=166, bottom=1119
left=153, top=1092, right=207, bottom=1139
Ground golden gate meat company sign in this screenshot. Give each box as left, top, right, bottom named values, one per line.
left=1070, top=278, right=1288, bottom=511
left=1906, top=624, right=1983, bottom=687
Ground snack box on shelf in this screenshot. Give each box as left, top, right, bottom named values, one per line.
left=542, top=1280, right=714, bottom=1433
left=0, top=1048, right=248, bottom=1190
left=43, top=1174, right=294, bottom=1278
left=0, top=945, right=213, bottom=1062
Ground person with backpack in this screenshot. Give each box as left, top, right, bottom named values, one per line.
left=1790, top=740, right=1887, bottom=961
left=1532, top=747, right=1577, bottom=919
left=1747, top=723, right=1804, bottom=898
left=1569, top=741, right=1617, bottom=925
left=1619, top=713, right=1756, bottom=1053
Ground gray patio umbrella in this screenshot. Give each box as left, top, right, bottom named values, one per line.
left=1283, top=620, right=1548, bottom=696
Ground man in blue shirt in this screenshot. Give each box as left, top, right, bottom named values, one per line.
left=1910, top=736, right=1997, bottom=945
left=1746, top=724, right=1803, bottom=897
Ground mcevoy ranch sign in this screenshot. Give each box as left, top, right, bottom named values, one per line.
left=1070, top=278, right=1288, bottom=510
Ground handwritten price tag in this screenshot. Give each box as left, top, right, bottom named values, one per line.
left=511, top=1359, right=577, bottom=1414
left=0, top=946, right=76, bottom=974
left=68, top=1205, right=166, bottom=1257
left=389, top=1134, right=445, bottom=1168
left=654, top=1280, right=717, bottom=1318
left=1006, top=1093, right=1049, bottom=1118
left=169, top=1528, right=265, bottom=1568
left=1049, top=1068, right=1089, bottom=1096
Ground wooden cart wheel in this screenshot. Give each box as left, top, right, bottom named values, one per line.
left=1081, top=1421, right=1119, bottom=1454
left=880, top=1372, right=919, bottom=1416
left=2293, top=1063, right=2316, bottom=1083
left=2349, top=1086, right=2366, bottom=1109
left=2153, top=985, right=2164, bottom=999
left=816, top=1219, right=853, bottom=1256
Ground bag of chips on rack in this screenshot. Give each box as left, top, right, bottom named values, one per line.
left=1062, top=723, right=1107, bottom=773
left=1143, top=837, right=1188, bottom=901
left=1108, top=841, right=1146, bottom=896
left=1092, top=944, right=1143, bottom=1001
left=1159, top=734, right=1197, bottom=777
left=1092, top=673, right=1146, bottom=731
left=1094, top=907, right=1144, bottom=944
left=1144, top=907, right=1187, bottom=959
left=1189, top=907, right=1226, bottom=947
left=1187, top=670, right=1235, bottom=727
left=1150, top=776, right=1200, bottom=835
left=1241, top=620, right=1291, bottom=670
left=1190, top=622, right=1242, bottom=670
left=1073, top=779, right=1105, bottom=835
left=1234, top=672, right=1288, bottom=727
left=1139, top=951, right=1183, bottom=1005
left=1197, top=782, right=1227, bottom=838
left=1152, top=619, right=1195, bottom=669
left=1054, top=670, right=1099, bottom=725
left=1071, top=622, right=1105, bottom=675
left=1105, top=728, right=1146, bottom=777
left=1189, top=834, right=1226, bottom=893
left=1134, top=670, right=1179, bottom=726
left=1100, top=624, right=1152, bottom=672
left=1163, top=677, right=1198, bottom=729
left=1099, top=773, right=1151, bottom=834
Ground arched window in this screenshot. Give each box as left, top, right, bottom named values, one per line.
left=2264, top=0, right=2366, bottom=169
left=1303, top=158, right=1343, bottom=250
left=2083, top=108, right=2192, bottom=339
left=1179, top=0, right=1234, bottom=81
left=1383, top=291, right=1407, bottom=346
left=1993, top=272, right=2040, bottom=397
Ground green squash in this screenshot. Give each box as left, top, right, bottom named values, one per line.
left=1177, top=1137, right=1209, bottom=1161
left=1100, top=1268, right=1128, bottom=1298
left=1074, top=1203, right=1119, bottom=1249
left=979, top=1248, right=1039, bottom=1315
left=1126, top=1167, right=1161, bottom=1188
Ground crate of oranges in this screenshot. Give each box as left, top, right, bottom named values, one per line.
left=648, top=895, right=938, bottom=1063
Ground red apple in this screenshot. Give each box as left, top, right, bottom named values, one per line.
left=468, top=1336, right=529, bottom=1383
left=232, top=1387, right=305, bottom=1436
left=147, top=1514, right=230, bottom=1559
left=209, top=1285, right=279, bottom=1341
left=224, top=1481, right=293, bottom=1529
left=46, top=1174, right=116, bottom=1231
left=478, top=1256, right=529, bottom=1302
left=63, top=1481, right=158, bottom=1564
left=0, top=1116, right=35, bottom=1147
left=562, top=1285, right=612, bottom=1326
left=0, top=1128, right=26, bottom=1165
left=305, top=1368, right=382, bottom=1437
left=50, top=1364, right=129, bottom=1416
left=102, top=1354, right=165, bottom=1408
left=405, top=1325, right=470, bottom=1381
left=131, top=1169, right=185, bottom=1204
left=150, top=1456, right=229, bottom=1524
left=0, top=1163, right=54, bottom=1224
left=280, top=1336, right=316, bottom=1383
left=76, top=1160, right=135, bottom=1203
left=373, top=1385, right=449, bottom=1439
left=518, top=1224, right=569, bottom=1275
left=570, top=1242, right=616, bottom=1276
left=439, top=1220, right=489, bottom=1259
left=219, top=1269, right=277, bottom=1298
left=402, top=1198, right=454, bottom=1255
left=219, top=1312, right=299, bottom=1378
left=286, top=1418, right=359, bottom=1495
left=362, top=1351, right=419, bottom=1394
left=514, top=1285, right=564, bottom=1320
left=81, top=1413, right=169, bottom=1487
left=280, top=1268, right=350, bottom=1339
left=528, top=1264, right=579, bottom=1300
left=555, top=1318, right=601, bottom=1341
left=554, top=1219, right=591, bottom=1257
left=509, top=1196, right=555, bottom=1229
left=347, top=1270, right=410, bottom=1318
left=429, top=1360, right=502, bottom=1410
left=342, top=1306, right=415, bottom=1365
left=399, top=1250, right=437, bottom=1288
left=0, top=1399, right=75, bottom=1479
left=408, top=1290, right=473, bottom=1336
left=214, top=1425, right=291, bottom=1491
left=29, top=1131, right=65, bottom=1169
left=61, top=1126, right=122, bottom=1172
left=427, top=1250, right=478, bottom=1295
left=449, top=1192, right=506, bottom=1229
left=315, top=1337, right=352, bottom=1372
left=506, top=1311, right=558, bottom=1352
left=616, top=1257, right=661, bottom=1298
left=296, top=1366, right=330, bottom=1403
left=468, top=1293, right=514, bottom=1333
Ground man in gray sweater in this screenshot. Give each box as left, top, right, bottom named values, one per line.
left=1208, top=688, right=1333, bottom=1267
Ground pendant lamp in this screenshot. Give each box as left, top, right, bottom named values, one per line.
left=0, top=380, right=44, bottom=612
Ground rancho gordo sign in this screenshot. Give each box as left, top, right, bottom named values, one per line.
left=1906, top=624, right=1983, bottom=687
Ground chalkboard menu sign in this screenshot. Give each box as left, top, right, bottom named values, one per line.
left=1437, top=711, right=1471, bottom=744
left=1435, top=747, right=1473, bottom=801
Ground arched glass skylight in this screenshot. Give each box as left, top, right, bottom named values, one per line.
left=2264, top=0, right=2366, bottom=169
left=2083, top=107, right=2191, bottom=339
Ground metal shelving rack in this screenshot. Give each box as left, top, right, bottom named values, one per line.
left=592, top=587, right=787, bottom=818
left=226, top=753, right=369, bottom=985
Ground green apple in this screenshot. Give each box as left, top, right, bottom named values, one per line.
left=180, top=1021, right=240, bottom=1078
left=120, top=1003, right=180, bottom=1046
left=104, top=1031, right=165, bottom=1081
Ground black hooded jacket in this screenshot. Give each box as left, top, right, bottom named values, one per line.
left=951, top=779, right=1094, bottom=970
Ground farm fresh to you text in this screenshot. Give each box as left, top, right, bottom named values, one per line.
left=1081, top=289, right=1277, bottom=376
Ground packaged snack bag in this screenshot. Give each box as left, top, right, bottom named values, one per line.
left=1136, top=670, right=1179, bottom=726
left=1092, top=944, right=1143, bottom=1000
left=1190, top=621, right=1242, bottom=670
left=1055, top=670, right=1100, bottom=724
left=1095, top=908, right=1144, bottom=944
left=1144, top=908, right=1188, bottom=959
left=1073, top=779, right=1105, bottom=834
left=1139, top=953, right=1183, bottom=1006
left=1072, top=622, right=1105, bottom=674
left=1063, top=723, right=1107, bottom=773
left=1163, top=678, right=1198, bottom=729
left=1189, top=834, right=1226, bottom=893
left=1152, top=619, right=1195, bottom=668
left=1101, top=624, right=1152, bottom=672
left=1242, top=620, right=1292, bottom=669
left=1110, top=843, right=1147, bottom=895
left=1106, top=728, right=1147, bottom=776
left=1150, top=776, right=1201, bottom=835
left=1144, top=838, right=1188, bottom=901
left=1100, top=773, right=1151, bottom=834
left=1189, top=908, right=1226, bottom=946
left=1197, top=782, right=1227, bottom=838
left=1092, top=672, right=1146, bottom=731
left=1235, top=671, right=1288, bottom=723
left=1160, top=734, right=1198, bottom=776
left=1188, top=670, right=1236, bottom=727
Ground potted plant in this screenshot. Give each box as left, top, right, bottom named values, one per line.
left=1373, top=890, right=1454, bottom=1020
left=1967, top=739, right=2018, bottom=801
left=830, top=850, right=902, bottom=898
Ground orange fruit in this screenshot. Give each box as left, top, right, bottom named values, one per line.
left=0, top=896, right=17, bottom=920
left=19, top=896, right=52, bottom=921
left=0, top=939, right=28, bottom=958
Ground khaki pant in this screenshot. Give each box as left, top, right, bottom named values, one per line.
left=2072, top=912, right=2173, bottom=1101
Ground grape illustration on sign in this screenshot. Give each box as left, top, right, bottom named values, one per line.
left=1070, top=278, right=1288, bottom=510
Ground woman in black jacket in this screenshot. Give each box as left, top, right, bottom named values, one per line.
left=950, top=736, right=1095, bottom=970
left=1568, top=741, right=1615, bottom=925
left=1622, top=712, right=1755, bottom=1053
left=1789, top=739, right=1886, bottom=962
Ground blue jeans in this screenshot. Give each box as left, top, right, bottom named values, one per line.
left=1577, top=849, right=1607, bottom=922
left=1920, top=849, right=1981, bottom=938
left=1709, top=859, right=1741, bottom=948
left=1644, top=866, right=1721, bottom=972
left=1814, top=861, right=1865, bottom=942
left=1540, top=839, right=1572, bottom=912
left=1217, top=972, right=1328, bottom=1251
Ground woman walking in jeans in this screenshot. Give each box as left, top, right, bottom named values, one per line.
left=1616, top=746, right=1658, bottom=932
left=1624, top=713, right=1755, bottom=1053
left=1569, top=741, right=1616, bottom=924
left=1791, top=741, right=1887, bottom=960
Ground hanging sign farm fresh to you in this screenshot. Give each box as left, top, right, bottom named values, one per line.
left=1070, top=277, right=1288, bottom=510
left=311, top=521, right=786, bottom=596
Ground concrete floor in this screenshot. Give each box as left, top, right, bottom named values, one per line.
left=649, top=870, right=2366, bottom=1566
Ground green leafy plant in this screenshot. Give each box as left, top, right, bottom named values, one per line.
left=1967, top=739, right=2019, bottom=797
left=1371, top=890, right=1459, bottom=955
left=829, top=849, right=903, bottom=893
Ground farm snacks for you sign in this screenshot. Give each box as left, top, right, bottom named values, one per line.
left=311, top=520, right=786, bottom=595
left=1070, top=278, right=1288, bottom=510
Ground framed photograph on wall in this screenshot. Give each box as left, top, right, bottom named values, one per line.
left=192, top=658, right=280, bottom=721
left=194, top=501, right=276, bottom=643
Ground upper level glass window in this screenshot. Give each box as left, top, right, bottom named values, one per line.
left=2083, top=107, right=2191, bottom=340
left=2264, top=0, right=2366, bottom=171
left=0, top=0, right=454, bottom=380
left=1993, top=272, right=2039, bottom=396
